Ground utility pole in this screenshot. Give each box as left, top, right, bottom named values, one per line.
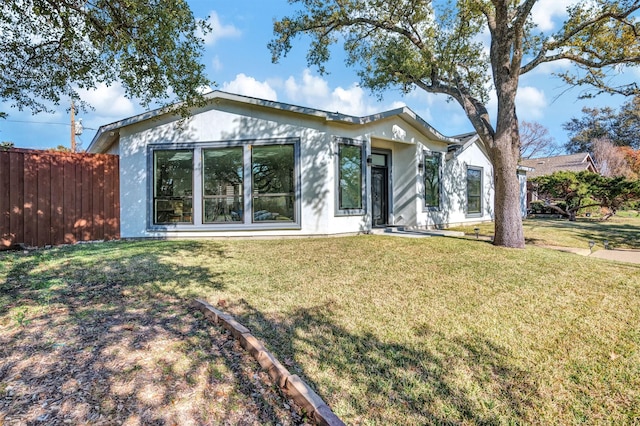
left=70, top=100, right=76, bottom=152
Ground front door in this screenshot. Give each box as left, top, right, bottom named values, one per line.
left=371, top=153, right=389, bottom=227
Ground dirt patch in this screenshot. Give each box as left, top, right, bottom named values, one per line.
left=0, top=273, right=308, bottom=425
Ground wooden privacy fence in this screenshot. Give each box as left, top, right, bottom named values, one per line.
left=0, top=148, right=120, bottom=249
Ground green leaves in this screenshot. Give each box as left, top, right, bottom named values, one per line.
left=525, top=0, right=640, bottom=97
left=0, top=0, right=211, bottom=115
left=270, top=0, right=490, bottom=101
left=532, top=171, right=640, bottom=219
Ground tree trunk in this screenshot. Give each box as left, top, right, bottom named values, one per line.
left=483, top=3, right=526, bottom=249
left=490, top=135, right=525, bottom=248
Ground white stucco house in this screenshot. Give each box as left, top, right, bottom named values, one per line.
left=88, top=91, right=516, bottom=239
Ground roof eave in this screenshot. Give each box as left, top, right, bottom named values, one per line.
left=87, top=91, right=459, bottom=152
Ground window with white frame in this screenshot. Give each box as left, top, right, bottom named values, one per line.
left=336, top=139, right=365, bottom=215
left=151, top=140, right=299, bottom=228
left=466, top=166, right=483, bottom=215
left=423, top=151, right=441, bottom=209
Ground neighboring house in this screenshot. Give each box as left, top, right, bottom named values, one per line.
left=88, top=91, right=511, bottom=239
left=520, top=152, right=598, bottom=178
left=520, top=152, right=599, bottom=208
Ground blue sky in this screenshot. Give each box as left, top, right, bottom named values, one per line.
left=1, top=0, right=638, bottom=152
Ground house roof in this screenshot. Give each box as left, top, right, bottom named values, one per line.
left=519, top=153, right=598, bottom=178
left=87, top=90, right=461, bottom=153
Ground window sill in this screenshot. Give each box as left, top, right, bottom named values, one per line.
left=148, top=223, right=302, bottom=232
left=422, top=206, right=441, bottom=212
left=335, top=210, right=365, bottom=217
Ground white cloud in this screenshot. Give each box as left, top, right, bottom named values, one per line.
left=486, top=85, right=547, bottom=122
left=284, top=69, right=330, bottom=103
left=531, top=0, right=578, bottom=32
left=199, top=11, right=241, bottom=45
left=221, top=74, right=278, bottom=101
left=516, top=86, right=548, bottom=120
left=196, top=85, right=213, bottom=94
left=77, top=82, right=136, bottom=119
left=322, top=85, right=376, bottom=116
left=73, top=83, right=155, bottom=140
left=281, top=69, right=386, bottom=116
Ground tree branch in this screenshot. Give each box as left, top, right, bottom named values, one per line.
left=521, top=4, right=640, bottom=74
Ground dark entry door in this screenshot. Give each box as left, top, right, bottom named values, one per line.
left=371, top=165, right=388, bottom=227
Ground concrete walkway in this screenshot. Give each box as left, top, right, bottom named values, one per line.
left=588, top=248, right=640, bottom=264
left=537, top=245, right=640, bottom=264
left=370, top=227, right=465, bottom=238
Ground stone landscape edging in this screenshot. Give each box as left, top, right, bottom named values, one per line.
left=191, top=299, right=345, bottom=426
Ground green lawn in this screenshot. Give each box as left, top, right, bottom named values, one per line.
left=451, top=215, right=640, bottom=250
left=1, top=231, right=639, bottom=424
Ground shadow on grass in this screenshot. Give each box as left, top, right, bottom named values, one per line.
left=0, top=241, right=295, bottom=425
left=525, top=218, right=640, bottom=249
left=230, top=299, right=538, bottom=425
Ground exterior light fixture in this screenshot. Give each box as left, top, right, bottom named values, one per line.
left=589, top=240, right=595, bottom=253
left=418, top=161, right=424, bottom=172
left=474, top=227, right=480, bottom=239
left=366, top=155, right=372, bottom=166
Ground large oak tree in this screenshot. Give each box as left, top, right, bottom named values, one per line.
left=270, top=0, right=640, bottom=248
left=0, top=0, right=210, bottom=115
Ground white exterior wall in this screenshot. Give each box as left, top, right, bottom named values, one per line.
left=109, top=99, right=497, bottom=238
left=116, top=103, right=385, bottom=238
left=416, top=142, right=495, bottom=228
left=369, top=138, right=413, bottom=227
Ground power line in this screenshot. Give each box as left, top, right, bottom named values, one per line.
left=1, top=118, right=97, bottom=130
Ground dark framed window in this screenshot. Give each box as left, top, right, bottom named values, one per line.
left=336, top=140, right=365, bottom=214
left=423, top=151, right=441, bottom=209
left=153, top=150, right=193, bottom=224
left=202, top=147, right=243, bottom=223
left=251, top=144, right=296, bottom=223
left=150, top=140, right=300, bottom=230
left=466, top=166, right=482, bottom=215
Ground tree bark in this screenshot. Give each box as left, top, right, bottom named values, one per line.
left=483, top=1, right=526, bottom=249
left=489, top=134, right=525, bottom=248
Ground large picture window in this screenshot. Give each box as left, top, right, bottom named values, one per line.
left=337, top=141, right=364, bottom=214
left=423, top=151, right=441, bottom=209
left=153, top=150, right=193, bottom=224
left=466, top=166, right=483, bottom=215
left=252, top=144, right=295, bottom=222
left=150, top=139, right=299, bottom=229
left=203, top=147, right=243, bottom=223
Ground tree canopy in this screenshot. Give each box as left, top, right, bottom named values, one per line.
left=0, top=0, right=211, bottom=115
left=270, top=0, right=640, bottom=248
left=532, top=171, right=640, bottom=220
left=563, top=95, right=640, bottom=153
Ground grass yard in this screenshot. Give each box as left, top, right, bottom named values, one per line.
left=451, top=215, right=640, bottom=250
left=1, top=230, right=639, bottom=424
